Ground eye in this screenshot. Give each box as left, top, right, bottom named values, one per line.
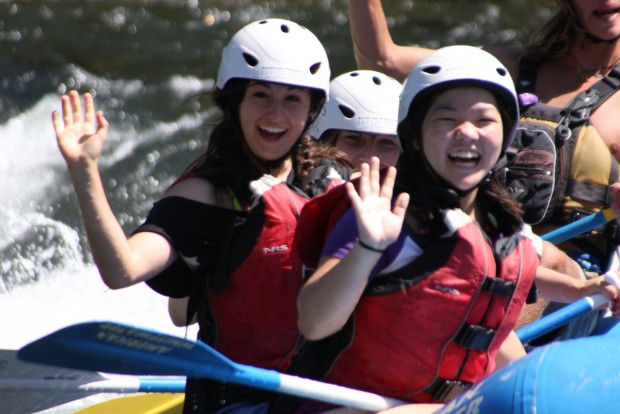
left=474, top=106, right=502, bottom=126
left=341, top=133, right=363, bottom=144
left=428, top=110, right=456, bottom=124
left=377, top=138, right=398, bottom=148
left=285, top=89, right=310, bottom=103
left=246, top=84, right=270, bottom=99
left=285, top=94, right=302, bottom=102
left=477, top=114, right=501, bottom=127
left=433, top=115, right=456, bottom=125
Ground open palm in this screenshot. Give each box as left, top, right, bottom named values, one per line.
left=347, top=157, right=410, bottom=250
left=52, top=90, right=109, bottom=166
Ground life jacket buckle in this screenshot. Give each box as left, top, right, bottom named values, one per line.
left=425, top=378, right=471, bottom=403
left=480, top=276, right=516, bottom=298
left=454, top=323, right=496, bottom=350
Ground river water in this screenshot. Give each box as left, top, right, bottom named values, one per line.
left=0, top=0, right=553, bottom=350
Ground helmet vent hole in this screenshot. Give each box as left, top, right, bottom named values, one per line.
left=338, top=105, right=355, bottom=119
left=350, top=72, right=360, bottom=77
left=242, top=53, right=259, bottom=67
left=280, top=24, right=290, bottom=33
left=496, top=68, right=508, bottom=77
left=372, top=76, right=382, bottom=85
left=309, top=62, right=322, bottom=74
left=422, top=65, right=441, bottom=74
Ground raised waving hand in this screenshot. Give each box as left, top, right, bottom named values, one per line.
left=298, top=158, right=410, bottom=339
left=52, top=90, right=109, bottom=167
left=50, top=91, right=174, bottom=289
left=347, top=156, right=410, bottom=251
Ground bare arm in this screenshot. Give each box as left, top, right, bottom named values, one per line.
left=298, top=250, right=381, bottom=340
left=53, top=91, right=218, bottom=289
left=494, top=330, right=526, bottom=370
left=53, top=91, right=174, bottom=289
left=535, top=266, right=619, bottom=305
left=348, top=0, right=432, bottom=81
left=298, top=158, right=409, bottom=340
left=537, top=241, right=618, bottom=306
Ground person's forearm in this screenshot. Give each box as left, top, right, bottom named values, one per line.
left=349, top=0, right=393, bottom=69
left=535, top=266, right=585, bottom=303
left=348, top=0, right=431, bottom=81
left=298, top=244, right=381, bottom=340
left=536, top=264, right=619, bottom=305
left=68, top=161, right=154, bottom=289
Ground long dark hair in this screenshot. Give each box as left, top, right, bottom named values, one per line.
left=177, top=79, right=333, bottom=206
left=521, top=0, right=584, bottom=62
left=396, top=89, right=524, bottom=235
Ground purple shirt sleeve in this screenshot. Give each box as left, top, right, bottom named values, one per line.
left=322, top=207, right=359, bottom=260
left=322, top=207, right=406, bottom=280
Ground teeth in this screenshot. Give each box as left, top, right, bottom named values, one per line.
left=449, top=151, right=479, bottom=160
left=259, top=125, right=286, bottom=134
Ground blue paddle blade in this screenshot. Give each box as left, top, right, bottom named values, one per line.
left=17, top=322, right=402, bottom=411
left=18, top=321, right=236, bottom=378
left=18, top=322, right=282, bottom=393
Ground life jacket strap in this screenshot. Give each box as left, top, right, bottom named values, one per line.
left=480, top=276, right=516, bottom=298
left=454, top=323, right=496, bottom=350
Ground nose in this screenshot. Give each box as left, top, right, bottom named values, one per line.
left=454, top=122, right=478, bottom=141
left=267, top=100, right=285, bottom=119
left=357, top=139, right=377, bottom=165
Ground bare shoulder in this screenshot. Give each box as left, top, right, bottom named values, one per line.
left=481, top=46, right=521, bottom=78
left=162, top=177, right=232, bottom=208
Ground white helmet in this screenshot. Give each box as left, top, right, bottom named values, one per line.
left=216, top=19, right=330, bottom=100
left=398, top=45, right=519, bottom=154
left=310, top=70, right=403, bottom=139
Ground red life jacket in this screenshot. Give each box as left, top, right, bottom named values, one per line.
left=322, top=209, right=539, bottom=403
left=205, top=176, right=308, bottom=370
left=296, top=178, right=355, bottom=269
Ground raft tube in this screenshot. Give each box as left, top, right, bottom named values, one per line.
left=436, top=335, right=620, bottom=413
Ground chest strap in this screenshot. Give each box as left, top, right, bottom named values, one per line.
left=454, top=324, right=496, bottom=351
left=453, top=276, right=515, bottom=351
left=481, top=275, right=516, bottom=298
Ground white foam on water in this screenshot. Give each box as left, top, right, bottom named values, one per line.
left=0, top=94, right=63, bottom=212
left=0, top=264, right=198, bottom=350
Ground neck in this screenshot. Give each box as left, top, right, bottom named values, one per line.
left=269, top=157, right=293, bottom=181
left=459, top=190, right=478, bottom=219
left=567, top=36, right=620, bottom=81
